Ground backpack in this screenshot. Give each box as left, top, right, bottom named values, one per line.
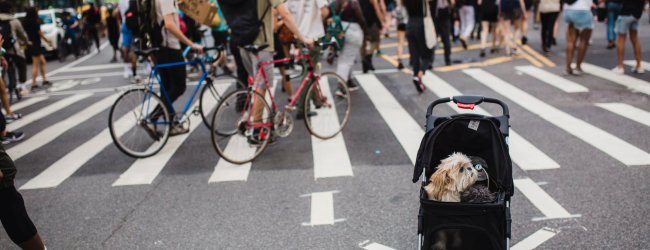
left=138, top=0, right=164, bottom=48
left=0, top=20, right=14, bottom=51
left=218, top=0, right=271, bottom=46
left=125, top=1, right=140, bottom=34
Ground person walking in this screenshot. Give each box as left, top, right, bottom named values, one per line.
left=359, top=0, right=385, bottom=73
left=106, top=4, right=121, bottom=63
left=498, top=0, right=527, bottom=56
left=611, top=0, right=648, bottom=74
left=602, top=0, right=623, bottom=49
left=331, top=0, right=368, bottom=92
left=563, top=0, right=593, bottom=75
left=457, top=0, right=476, bottom=49
left=433, top=0, right=454, bottom=66
left=395, top=0, right=408, bottom=68
left=405, top=0, right=433, bottom=93
left=22, top=7, right=53, bottom=91
left=538, top=0, right=560, bottom=53
left=61, top=11, right=81, bottom=58
left=82, top=3, right=101, bottom=52
left=0, top=0, right=29, bottom=101
left=478, top=0, right=500, bottom=57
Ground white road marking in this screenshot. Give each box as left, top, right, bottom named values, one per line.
left=8, top=94, right=117, bottom=160
left=65, top=63, right=133, bottom=72
left=208, top=82, right=277, bottom=183
left=7, top=96, right=48, bottom=112
left=515, top=66, right=589, bottom=93
left=514, top=178, right=579, bottom=220
left=312, top=74, right=353, bottom=179
left=359, top=241, right=396, bottom=250
left=9, top=94, right=91, bottom=130
left=355, top=74, right=423, bottom=164
left=580, top=63, right=650, bottom=96
left=421, top=73, right=560, bottom=170
left=44, top=42, right=110, bottom=78
left=19, top=106, right=137, bottom=190
left=46, top=72, right=123, bottom=82
left=623, top=60, right=650, bottom=71
left=352, top=69, right=401, bottom=75
left=113, top=86, right=224, bottom=186
left=596, top=103, right=650, bottom=128
left=301, top=191, right=345, bottom=226
left=464, top=68, right=650, bottom=166
left=511, top=227, right=558, bottom=250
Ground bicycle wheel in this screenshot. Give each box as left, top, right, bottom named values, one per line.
left=109, top=89, right=171, bottom=158
left=303, top=71, right=351, bottom=139
left=211, top=89, right=273, bottom=164
left=199, top=74, right=246, bottom=129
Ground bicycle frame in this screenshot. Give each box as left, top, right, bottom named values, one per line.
left=143, top=58, right=208, bottom=124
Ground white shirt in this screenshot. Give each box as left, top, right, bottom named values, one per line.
left=119, top=0, right=129, bottom=20
left=285, top=0, right=328, bottom=40
left=564, top=0, right=592, bottom=11
left=156, top=0, right=181, bottom=49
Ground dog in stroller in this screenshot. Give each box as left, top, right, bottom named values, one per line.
left=413, top=96, right=514, bottom=250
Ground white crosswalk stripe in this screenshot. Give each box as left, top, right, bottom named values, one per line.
left=595, top=103, right=650, bottom=128
left=580, top=63, right=650, bottom=96
left=8, top=96, right=49, bottom=112
left=515, top=66, right=588, bottom=93
left=8, top=94, right=117, bottom=160
left=464, top=68, right=650, bottom=166
left=623, top=60, right=650, bottom=71
left=9, top=94, right=92, bottom=130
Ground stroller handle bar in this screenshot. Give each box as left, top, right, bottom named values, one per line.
left=426, top=96, right=510, bottom=118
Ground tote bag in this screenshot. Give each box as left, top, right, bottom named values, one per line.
left=423, top=0, right=437, bottom=49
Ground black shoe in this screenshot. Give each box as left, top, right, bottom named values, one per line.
left=362, top=60, right=369, bottom=73
left=551, top=37, right=557, bottom=46
left=459, top=38, right=468, bottom=50
left=412, top=77, right=425, bottom=94
left=363, top=55, right=375, bottom=71
left=606, top=42, right=616, bottom=49
left=445, top=59, right=452, bottom=66
left=296, top=111, right=317, bottom=120
left=521, top=36, right=528, bottom=45
left=397, top=61, right=404, bottom=70
left=347, top=80, right=360, bottom=91
left=480, top=49, right=486, bottom=58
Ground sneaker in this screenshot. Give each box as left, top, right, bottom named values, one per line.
left=1, top=131, right=25, bottom=145
left=169, top=124, right=190, bottom=136
left=397, top=61, right=404, bottom=70
left=123, top=65, right=130, bottom=79
left=459, top=37, right=468, bottom=50
left=5, top=113, right=22, bottom=123
left=611, top=66, right=624, bottom=75
left=412, top=77, right=425, bottom=94
left=632, top=67, right=645, bottom=74
left=42, top=81, right=52, bottom=86
left=247, top=128, right=275, bottom=147
left=480, top=49, right=486, bottom=58
left=347, top=80, right=360, bottom=91
left=573, top=68, right=584, bottom=76
left=521, top=36, right=528, bottom=45
left=131, top=75, right=143, bottom=84
left=335, top=89, right=347, bottom=98
left=606, top=42, right=616, bottom=49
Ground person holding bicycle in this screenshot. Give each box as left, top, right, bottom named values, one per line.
left=151, top=0, right=204, bottom=135
left=61, top=11, right=81, bottom=58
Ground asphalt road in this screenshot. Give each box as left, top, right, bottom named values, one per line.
left=1, top=13, right=650, bottom=250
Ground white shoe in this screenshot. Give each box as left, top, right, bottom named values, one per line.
left=123, top=65, right=130, bottom=79
left=611, top=66, right=624, bottom=75
left=632, top=67, right=645, bottom=74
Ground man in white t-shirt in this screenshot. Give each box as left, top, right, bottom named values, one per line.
left=285, top=0, right=329, bottom=119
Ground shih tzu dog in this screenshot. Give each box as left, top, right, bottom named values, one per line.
left=424, top=152, right=479, bottom=202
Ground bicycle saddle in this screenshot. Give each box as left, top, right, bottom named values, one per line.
left=242, top=44, right=269, bottom=54
left=134, top=48, right=160, bottom=57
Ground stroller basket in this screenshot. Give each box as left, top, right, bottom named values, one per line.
left=414, top=96, right=513, bottom=250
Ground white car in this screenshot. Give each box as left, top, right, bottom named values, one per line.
left=15, top=9, right=67, bottom=55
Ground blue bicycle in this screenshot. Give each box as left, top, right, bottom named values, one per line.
left=108, top=46, right=245, bottom=158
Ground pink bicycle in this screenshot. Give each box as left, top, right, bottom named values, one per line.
left=210, top=43, right=352, bottom=164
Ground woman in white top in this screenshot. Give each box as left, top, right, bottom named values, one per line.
left=563, top=0, right=593, bottom=75
left=538, top=0, right=560, bottom=53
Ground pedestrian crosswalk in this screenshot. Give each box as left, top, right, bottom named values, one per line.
left=7, top=60, right=650, bottom=193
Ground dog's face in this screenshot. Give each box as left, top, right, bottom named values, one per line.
left=426, top=152, right=479, bottom=201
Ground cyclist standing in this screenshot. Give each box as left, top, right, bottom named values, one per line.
left=153, top=0, right=204, bottom=135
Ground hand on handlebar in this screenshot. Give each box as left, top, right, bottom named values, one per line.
left=191, top=43, right=204, bottom=54
left=301, top=38, right=315, bottom=50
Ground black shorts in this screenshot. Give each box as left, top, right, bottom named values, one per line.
left=397, top=23, right=407, bottom=31
left=27, top=45, right=43, bottom=57
left=0, top=186, right=38, bottom=245
left=212, top=30, right=228, bottom=47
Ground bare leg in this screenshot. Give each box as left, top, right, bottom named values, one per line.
left=38, top=55, right=47, bottom=82
left=500, top=20, right=512, bottom=55
left=565, top=24, right=578, bottom=73
left=0, top=78, right=13, bottom=115
left=481, top=21, right=489, bottom=50
left=616, top=32, right=626, bottom=69
left=629, top=29, right=641, bottom=70
left=397, top=30, right=405, bottom=58
left=31, top=56, right=39, bottom=88
left=575, top=29, right=592, bottom=70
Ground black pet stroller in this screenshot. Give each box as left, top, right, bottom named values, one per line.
left=412, top=96, right=514, bottom=250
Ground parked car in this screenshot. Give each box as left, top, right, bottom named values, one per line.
left=15, top=9, right=69, bottom=57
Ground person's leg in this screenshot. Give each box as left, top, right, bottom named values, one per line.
left=575, top=28, right=592, bottom=71
left=616, top=32, right=626, bottom=69
left=439, top=12, right=453, bottom=65
left=565, top=24, right=578, bottom=73
left=540, top=13, right=549, bottom=49
left=38, top=55, right=48, bottom=84
left=0, top=77, right=13, bottom=115
left=336, top=23, right=364, bottom=82
left=0, top=186, right=45, bottom=250
left=629, top=29, right=641, bottom=70
left=480, top=21, right=490, bottom=55
left=92, top=26, right=100, bottom=51
left=30, top=56, right=39, bottom=88
left=397, top=29, right=406, bottom=67
left=500, top=19, right=512, bottom=55
left=606, top=2, right=622, bottom=47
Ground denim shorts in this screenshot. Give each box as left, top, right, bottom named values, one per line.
left=615, top=15, right=639, bottom=34
left=564, top=9, right=593, bottom=31
left=121, top=23, right=134, bottom=48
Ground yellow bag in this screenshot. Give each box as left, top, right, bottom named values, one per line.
left=179, top=0, right=221, bottom=27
